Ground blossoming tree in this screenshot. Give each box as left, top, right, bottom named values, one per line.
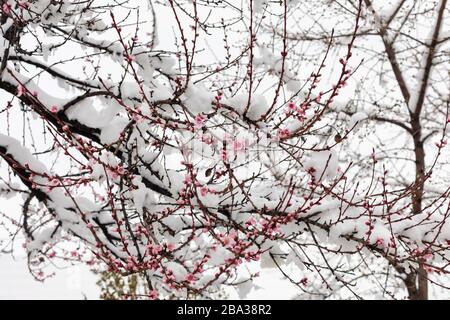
left=0, top=0, right=449, bottom=300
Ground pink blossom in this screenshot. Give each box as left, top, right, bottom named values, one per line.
left=18, top=2, right=28, bottom=9
left=17, top=85, right=26, bottom=97
left=109, top=169, right=119, bottom=180
left=221, top=233, right=235, bottom=246
left=194, top=114, right=207, bottom=129
left=425, top=266, right=435, bottom=274
left=423, top=252, right=434, bottom=261
left=116, top=166, right=125, bottom=175
left=183, top=174, right=193, bottom=185
left=277, top=128, right=290, bottom=139
left=245, top=217, right=257, bottom=226
left=435, top=139, right=447, bottom=148
left=124, top=53, right=136, bottom=62
left=200, top=186, right=208, bottom=197
left=215, top=92, right=223, bottom=101
left=232, top=139, right=248, bottom=154
left=149, top=290, right=158, bottom=300
left=185, top=273, right=196, bottom=283
left=2, top=3, right=11, bottom=14
left=132, top=112, right=144, bottom=123
left=300, top=277, right=308, bottom=286
left=375, top=238, right=385, bottom=247
left=49, top=178, right=59, bottom=187
left=149, top=244, right=163, bottom=255
left=221, top=149, right=228, bottom=161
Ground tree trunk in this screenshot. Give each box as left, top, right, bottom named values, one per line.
left=407, top=118, right=428, bottom=300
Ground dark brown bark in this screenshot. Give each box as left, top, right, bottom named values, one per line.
left=409, top=125, right=428, bottom=300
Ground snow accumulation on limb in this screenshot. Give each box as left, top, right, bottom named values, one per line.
left=0, top=133, right=121, bottom=255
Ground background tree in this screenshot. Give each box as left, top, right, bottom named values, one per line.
left=272, top=0, right=450, bottom=299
